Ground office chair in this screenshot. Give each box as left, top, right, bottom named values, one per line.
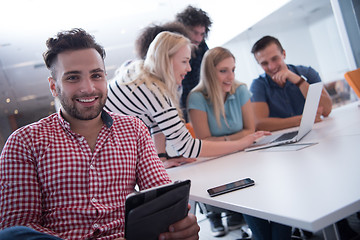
left=185, top=123, right=196, bottom=137
left=344, top=68, right=360, bottom=99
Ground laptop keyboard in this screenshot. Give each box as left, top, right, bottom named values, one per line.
left=271, top=131, right=298, bottom=143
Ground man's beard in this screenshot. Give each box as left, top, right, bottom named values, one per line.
left=57, top=87, right=106, bottom=120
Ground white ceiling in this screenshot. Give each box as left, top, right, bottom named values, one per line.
left=0, top=0, right=329, bottom=125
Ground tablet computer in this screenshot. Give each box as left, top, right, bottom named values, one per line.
left=125, top=180, right=191, bottom=240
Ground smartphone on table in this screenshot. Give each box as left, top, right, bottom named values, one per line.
left=207, top=178, right=255, bottom=197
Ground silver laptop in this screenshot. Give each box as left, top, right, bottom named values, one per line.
left=245, top=82, right=323, bottom=152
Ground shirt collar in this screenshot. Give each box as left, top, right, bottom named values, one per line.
left=101, top=110, right=113, bottom=128
left=57, top=109, right=113, bottom=131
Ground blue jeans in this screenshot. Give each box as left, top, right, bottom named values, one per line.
left=0, top=226, right=63, bottom=240
left=243, top=214, right=292, bottom=240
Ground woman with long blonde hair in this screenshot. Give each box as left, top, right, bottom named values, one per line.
left=188, top=47, right=255, bottom=236
left=188, top=46, right=291, bottom=240
left=188, top=47, right=255, bottom=141
left=105, top=32, right=268, bottom=168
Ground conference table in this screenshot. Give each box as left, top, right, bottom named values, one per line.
left=167, top=101, right=360, bottom=239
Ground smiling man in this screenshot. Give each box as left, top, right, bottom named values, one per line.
left=249, top=35, right=332, bottom=132
left=0, top=28, right=199, bottom=240
left=50, top=49, right=107, bottom=120
left=48, top=47, right=108, bottom=152
left=247, top=35, right=358, bottom=240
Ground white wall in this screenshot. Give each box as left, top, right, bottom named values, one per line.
left=222, top=3, right=350, bottom=88
left=223, top=21, right=319, bottom=87
left=309, top=14, right=349, bottom=82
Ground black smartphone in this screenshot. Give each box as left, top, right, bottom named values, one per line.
left=207, top=178, right=255, bottom=197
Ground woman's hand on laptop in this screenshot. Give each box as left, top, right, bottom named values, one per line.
left=242, top=131, right=272, bottom=147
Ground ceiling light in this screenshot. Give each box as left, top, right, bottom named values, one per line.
left=0, top=43, right=11, bottom=47
left=19, top=95, right=37, bottom=101
left=6, top=98, right=10, bottom=103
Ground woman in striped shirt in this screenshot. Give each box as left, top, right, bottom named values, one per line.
left=105, top=31, right=269, bottom=168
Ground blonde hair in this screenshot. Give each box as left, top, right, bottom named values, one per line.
left=192, top=47, right=242, bottom=126
left=113, top=32, right=191, bottom=119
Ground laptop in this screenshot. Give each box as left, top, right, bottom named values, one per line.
left=245, top=82, right=323, bottom=152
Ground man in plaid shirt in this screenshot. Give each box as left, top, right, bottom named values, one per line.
left=0, top=28, right=199, bottom=240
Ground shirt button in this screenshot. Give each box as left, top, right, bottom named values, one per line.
left=93, top=223, right=99, bottom=228
left=92, top=198, right=97, bottom=203
left=79, top=137, right=84, bottom=141
left=90, top=165, right=95, bottom=170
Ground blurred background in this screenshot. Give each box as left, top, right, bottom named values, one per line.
left=0, top=0, right=359, bottom=150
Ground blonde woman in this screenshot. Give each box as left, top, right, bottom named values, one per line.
left=188, top=46, right=291, bottom=239
left=188, top=47, right=255, bottom=141
left=105, top=32, right=268, bottom=169
left=187, top=47, right=254, bottom=236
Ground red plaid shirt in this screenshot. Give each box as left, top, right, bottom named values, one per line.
left=0, top=110, right=171, bottom=240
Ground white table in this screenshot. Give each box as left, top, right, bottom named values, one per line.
left=167, top=101, right=360, bottom=236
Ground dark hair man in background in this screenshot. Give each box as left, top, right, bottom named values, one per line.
left=135, top=21, right=190, bottom=60
left=176, top=5, right=212, bottom=122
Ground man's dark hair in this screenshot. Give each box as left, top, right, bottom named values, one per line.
left=135, top=21, right=190, bottom=59
left=251, top=35, right=284, bottom=55
left=43, top=28, right=106, bottom=76
left=176, top=5, right=212, bottom=37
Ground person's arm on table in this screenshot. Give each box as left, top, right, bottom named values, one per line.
left=273, top=68, right=332, bottom=117
left=318, top=87, right=332, bottom=117
left=295, top=79, right=332, bottom=117
left=252, top=101, right=302, bottom=131
left=188, top=94, right=269, bottom=155
left=199, top=131, right=269, bottom=157
left=152, top=132, right=196, bottom=169
left=189, top=100, right=255, bottom=141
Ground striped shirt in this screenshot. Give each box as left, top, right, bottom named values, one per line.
left=105, top=75, right=202, bottom=158
left=0, top=110, right=171, bottom=240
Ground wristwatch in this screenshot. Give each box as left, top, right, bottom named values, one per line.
left=158, top=153, right=168, bottom=159
left=296, top=75, right=307, bottom=87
